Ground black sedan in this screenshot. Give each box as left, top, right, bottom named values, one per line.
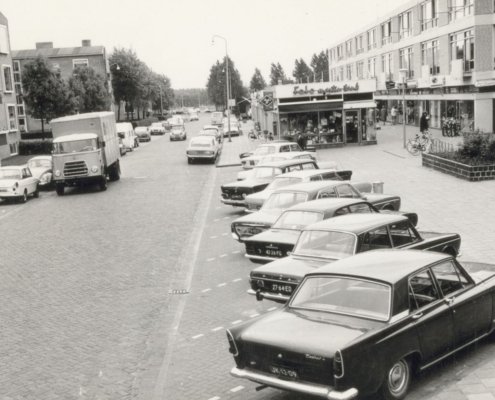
left=228, top=249, right=495, bottom=400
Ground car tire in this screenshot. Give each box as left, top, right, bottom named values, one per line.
left=55, top=183, right=65, bottom=196
left=33, top=186, right=40, bottom=198
left=380, top=358, right=411, bottom=400
left=187, top=158, right=193, bottom=164
left=108, top=162, right=121, bottom=182
left=99, top=177, right=108, bottom=191
left=20, top=190, right=28, bottom=203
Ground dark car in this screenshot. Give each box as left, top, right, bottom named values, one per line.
left=232, top=182, right=402, bottom=242
left=229, top=250, right=495, bottom=400
left=244, top=198, right=418, bottom=263
left=249, top=213, right=461, bottom=303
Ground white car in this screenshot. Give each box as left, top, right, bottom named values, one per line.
left=189, top=112, right=199, bottom=121
left=240, top=142, right=309, bottom=170
left=0, top=165, right=39, bottom=203
left=27, top=156, right=53, bottom=189
left=199, top=125, right=222, bottom=142
left=149, top=122, right=166, bottom=135
left=186, top=136, right=220, bottom=164
left=135, top=126, right=151, bottom=142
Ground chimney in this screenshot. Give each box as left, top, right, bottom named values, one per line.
left=35, top=42, right=53, bottom=49
left=81, top=40, right=91, bottom=47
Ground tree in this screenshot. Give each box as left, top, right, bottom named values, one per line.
left=21, top=56, right=74, bottom=133
left=269, top=62, right=293, bottom=85
left=69, top=66, right=111, bottom=113
left=292, top=58, right=313, bottom=83
left=310, top=51, right=329, bottom=82
left=249, top=68, right=266, bottom=91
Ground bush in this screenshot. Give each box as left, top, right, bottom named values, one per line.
left=19, top=139, right=53, bottom=155
left=450, top=131, right=495, bottom=165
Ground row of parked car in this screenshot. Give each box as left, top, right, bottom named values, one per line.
left=218, top=140, right=495, bottom=400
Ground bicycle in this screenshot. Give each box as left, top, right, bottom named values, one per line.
left=248, top=130, right=260, bottom=141
left=406, top=131, right=431, bottom=156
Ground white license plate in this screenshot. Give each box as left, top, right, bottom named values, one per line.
left=266, top=249, right=282, bottom=257
left=269, top=365, right=298, bottom=379
left=272, top=284, right=292, bottom=294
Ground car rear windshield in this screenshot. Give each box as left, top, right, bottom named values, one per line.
left=262, top=192, right=308, bottom=211
left=191, top=138, right=213, bottom=147
left=267, top=176, right=302, bottom=190
left=273, top=210, right=323, bottom=230
left=290, top=276, right=391, bottom=321
left=253, top=167, right=282, bottom=179
left=293, top=230, right=356, bottom=259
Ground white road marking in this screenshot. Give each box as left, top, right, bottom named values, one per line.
left=192, top=334, right=204, bottom=340
left=232, top=278, right=242, bottom=282
left=219, top=254, right=227, bottom=258
left=230, top=386, right=244, bottom=393
left=267, top=307, right=277, bottom=311
left=213, top=218, right=220, bottom=222
left=217, top=283, right=226, bottom=287
left=209, top=235, right=218, bottom=239
left=222, top=216, right=230, bottom=220
left=221, top=232, right=228, bottom=236
left=206, top=258, right=215, bottom=262
left=249, top=313, right=259, bottom=318
left=208, top=397, right=220, bottom=400
left=201, top=288, right=211, bottom=293
left=232, top=320, right=242, bottom=325
left=232, top=250, right=241, bottom=254
left=211, top=326, right=223, bottom=332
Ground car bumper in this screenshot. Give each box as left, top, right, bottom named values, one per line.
left=0, top=191, right=22, bottom=198
left=230, top=367, right=358, bottom=400
left=244, top=253, right=278, bottom=262
left=188, top=155, right=215, bottom=160
left=220, top=197, right=246, bottom=207
left=247, top=289, right=291, bottom=302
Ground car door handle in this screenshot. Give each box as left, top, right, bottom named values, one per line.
left=411, top=312, right=423, bottom=320
left=444, top=297, right=455, bottom=306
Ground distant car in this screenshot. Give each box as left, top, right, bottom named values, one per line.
left=200, top=125, right=222, bottom=142
left=116, top=122, right=137, bottom=152
left=222, top=117, right=241, bottom=136
left=27, top=156, right=53, bottom=189
left=150, top=122, right=166, bottom=135
left=211, top=111, right=223, bottom=126
left=170, top=125, right=187, bottom=141
left=189, top=112, right=199, bottom=121
left=0, top=165, right=39, bottom=203
left=119, top=137, right=127, bottom=156
left=249, top=213, right=460, bottom=303
left=229, top=250, right=495, bottom=400
left=135, top=127, right=151, bottom=142
left=186, top=136, right=220, bottom=164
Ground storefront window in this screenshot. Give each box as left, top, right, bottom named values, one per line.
left=442, top=100, right=474, bottom=132
left=319, top=111, right=343, bottom=144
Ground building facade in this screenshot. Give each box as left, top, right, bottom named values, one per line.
left=0, top=12, right=20, bottom=161
left=328, top=0, right=495, bottom=133
left=11, top=40, right=112, bottom=133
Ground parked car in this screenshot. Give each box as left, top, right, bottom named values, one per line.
left=170, top=125, right=187, bottom=141
left=27, top=156, right=53, bottom=189
left=241, top=142, right=314, bottom=170
left=0, top=165, right=39, bottom=203
left=186, top=136, right=220, bottom=164
left=231, top=181, right=402, bottom=242
left=229, top=250, right=495, bottom=400
left=135, top=126, right=151, bottom=142
left=119, top=137, right=127, bottom=156
left=200, top=125, right=222, bottom=142
left=149, top=122, right=166, bottom=135
left=116, top=122, right=137, bottom=152
left=211, top=111, right=223, bottom=126
left=221, top=159, right=319, bottom=208
left=189, top=112, right=199, bottom=121
left=249, top=213, right=460, bottom=303
left=222, top=116, right=242, bottom=136
left=244, top=198, right=418, bottom=263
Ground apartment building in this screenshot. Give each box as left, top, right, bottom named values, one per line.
left=0, top=12, right=19, bottom=162
left=328, top=0, right=495, bottom=133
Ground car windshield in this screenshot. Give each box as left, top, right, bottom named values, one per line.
left=53, top=138, right=97, bottom=154
left=190, top=138, right=213, bottom=148
left=151, top=123, right=162, bottom=128
left=262, top=192, right=308, bottom=211
left=253, top=167, right=282, bottom=179
left=290, top=276, right=391, bottom=321
left=293, top=230, right=356, bottom=259
left=267, top=177, right=302, bottom=190
left=135, top=128, right=147, bottom=133
left=28, top=159, right=51, bottom=168
left=273, top=211, right=323, bottom=230
left=253, top=146, right=275, bottom=156
left=171, top=129, right=183, bottom=134
left=0, top=169, right=21, bottom=179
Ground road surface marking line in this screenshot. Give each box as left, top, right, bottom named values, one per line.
left=219, top=254, right=227, bottom=258
left=217, top=283, right=226, bottom=287
left=249, top=313, right=259, bottom=318
left=192, top=334, right=204, bottom=340
left=210, top=235, right=218, bottom=239
left=206, top=258, right=215, bottom=262
left=202, top=288, right=211, bottom=293
left=213, top=218, right=220, bottom=222
left=232, top=250, right=241, bottom=254
left=208, top=397, right=220, bottom=400
left=267, top=307, right=277, bottom=311
left=223, top=216, right=230, bottom=220
left=230, top=386, right=244, bottom=393
left=232, top=278, right=242, bottom=282
left=221, top=232, right=228, bottom=236
left=232, top=320, right=242, bottom=325
left=211, top=326, right=223, bottom=332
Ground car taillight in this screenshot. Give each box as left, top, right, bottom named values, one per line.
left=334, top=350, right=344, bottom=378
left=226, top=329, right=239, bottom=356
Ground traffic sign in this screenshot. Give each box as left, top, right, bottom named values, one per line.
left=228, top=98, right=236, bottom=107
left=261, top=94, right=273, bottom=110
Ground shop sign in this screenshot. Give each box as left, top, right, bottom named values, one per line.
left=406, top=79, right=418, bottom=88
left=276, top=80, right=376, bottom=99
left=475, top=79, right=495, bottom=88
left=292, top=83, right=359, bottom=96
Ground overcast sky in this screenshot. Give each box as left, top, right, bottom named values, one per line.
left=3, top=0, right=411, bottom=89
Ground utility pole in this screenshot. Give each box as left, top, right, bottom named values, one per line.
left=213, top=34, right=231, bottom=142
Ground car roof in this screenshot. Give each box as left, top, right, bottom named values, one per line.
left=28, top=155, right=51, bottom=161
left=255, top=159, right=315, bottom=168
left=135, top=126, right=148, bottom=131
left=274, top=168, right=336, bottom=179
left=284, top=198, right=371, bottom=213
left=203, top=125, right=218, bottom=130
left=303, top=213, right=408, bottom=234
left=308, top=249, right=451, bottom=285
left=53, top=133, right=97, bottom=143
left=190, top=136, right=214, bottom=143
left=273, top=180, right=344, bottom=194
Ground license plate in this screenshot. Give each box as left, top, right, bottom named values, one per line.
left=266, top=249, right=282, bottom=257
left=272, top=283, right=293, bottom=294
left=269, top=365, right=298, bottom=379
left=231, top=195, right=243, bottom=200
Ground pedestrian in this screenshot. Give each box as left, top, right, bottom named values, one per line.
left=391, top=106, right=397, bottom=125
left=297, top=131, right=305, bottom=150
left=420, top=112, right=429, bottom=136
left=380, top=107, right=387, bottom=125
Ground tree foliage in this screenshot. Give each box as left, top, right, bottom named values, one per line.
left=311, top=51, right=329, bottom=82
left=174, top=88, right=208, bottom=108
left=21, top=56, right=74, bottom=132
left=206, top=56, right=247, bottom=111
left=69, top=66, right=111, bottom=113
left=249, top=68, right=266, bottom=91
left=292, top=58, right=313, bottom=83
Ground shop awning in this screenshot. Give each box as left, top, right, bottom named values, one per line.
left=343, top=101, right=376, bottom=110
left=278, top=100, right=343, bottom=113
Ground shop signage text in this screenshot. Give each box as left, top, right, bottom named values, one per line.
left=292, top=83, right=359, bottom=96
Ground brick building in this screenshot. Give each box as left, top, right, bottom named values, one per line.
left=11, top=40, right=112, bottom=133
left=328, top=0, right=495, bottom=133
left=0, top=12, right=20, bottom=162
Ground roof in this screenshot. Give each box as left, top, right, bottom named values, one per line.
left=303, top=213, right=408, bottom=234
left=202, top=125, right=219, bottom=130
left=273, top=180, right=343, bottom=194
left=285, top=198, right=371, bottom=213
left=53, top=133, right=98, bottom=143
left=50, top=112, right=115, bottom=123
left=308, top=249, right=450, bottom=285
left=255, top=159, right=316, bottom=168
left=12, top=46, right=105, bottom=60
left=274, top=168, right=337, bottom=179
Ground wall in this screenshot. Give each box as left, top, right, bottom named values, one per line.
left=475, top=98, right=493, bottom=132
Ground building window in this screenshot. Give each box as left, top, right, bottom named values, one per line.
left=72, top=59, right=89, bottom=68
left=421, top=0, right=437, bottom=31
left=2, top=65, right=13, bottom=92
left=346, top=64, right=352, bottom=80
left=18, top=117, right=26, bottom=132
left=338, top=66, right=344, bottom=81
left=345, top=40, right=353, bottom=57
left=0, top=25, right=9, bottom=54
left=367, top=58, right=376, bottom=78
left=399, top=10, right=412, bottom=39
left=399, top=47, right=414, bottom=78
left=381, top=20, right=392, bottom=45
left=6, top=104, right=17, bottom=131
left=450, top=29, right=474, bottom=72
left=421, top=40, right=440, bottom=74
left=329, top=48, right=336, bottom=63
left=355, top=35, right=364, bottom=54
left=367, top=29, right=376, bottom=50
left=17, top=105, right=25, bottom=116
left=448, top=0, right=473, bottom=21
left=356, top=61, right=364, bottom=79
left=337, top=45, right=343, bottom=61
left=381, top=53, right=393, bottom=79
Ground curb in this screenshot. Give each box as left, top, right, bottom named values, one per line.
left=216, top=163, right=241, bottom=168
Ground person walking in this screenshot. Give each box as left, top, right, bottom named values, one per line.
left=420, top=112, right=429, bottom=136
left=390, top=106, right=397, bottom=125
left=380, top=107, right=387, bottom=125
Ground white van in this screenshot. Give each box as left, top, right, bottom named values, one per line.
left=116, top=122, right=137, bottom=151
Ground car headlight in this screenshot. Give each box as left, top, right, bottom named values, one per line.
left=39, top=172, right=52, bottom=183
left=54, top=170, right=61, bottom=177
left=91, top=166, right=99, bottom=173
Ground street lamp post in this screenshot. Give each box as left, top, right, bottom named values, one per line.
left=212, top=34, right=231, bottom=142
left=158, top=86, right=163, bottom=116
left=399, top=68, right=408, bottom=149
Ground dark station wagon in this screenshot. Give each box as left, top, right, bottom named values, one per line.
left=229, top=250, right=495, bottom=400
left=249, top=213, right=461, bottom=303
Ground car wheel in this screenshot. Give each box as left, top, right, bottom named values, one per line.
left=55, top=183, right=65, bottom=196
left=33, top=186, right=40, bottom=198
left=20, top=190, right=28, bottom=203
left=380, top=358, right=411, bottom=400
left=187, top=158, right=192, bottom=164
left=99, top=177, right=108, bottom=191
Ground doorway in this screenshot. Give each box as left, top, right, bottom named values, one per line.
left=344, top=110, right=359, bottom=143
